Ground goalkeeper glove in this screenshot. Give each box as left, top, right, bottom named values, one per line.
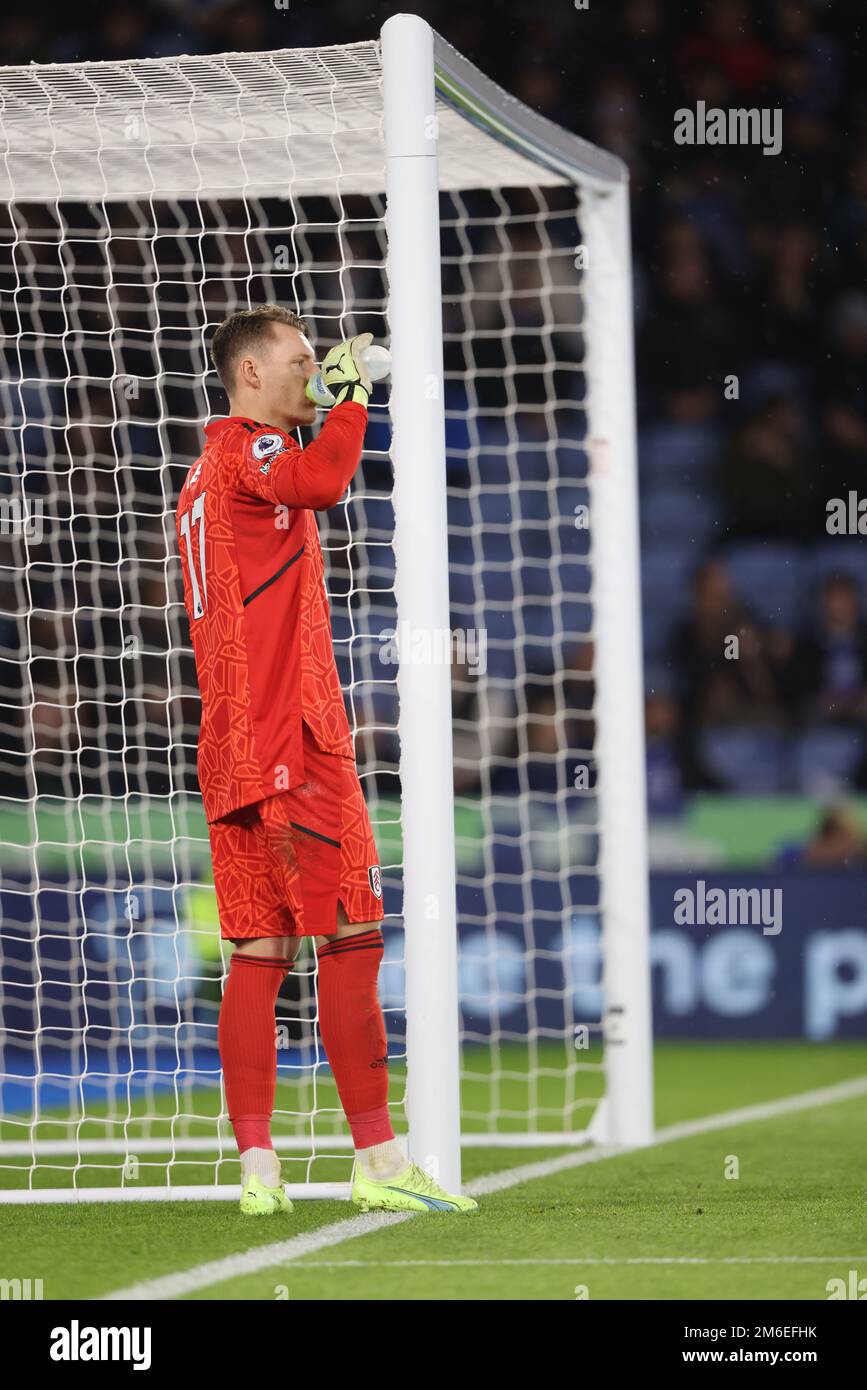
left=318, top=331, right=373, bottom=407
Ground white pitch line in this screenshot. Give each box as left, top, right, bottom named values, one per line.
left=466, top=1072, right=867, bottom=1198
left=104, top=1212, right=413, bottom=1300
left=102, top=1073, right=867, bottom=1301
left=288, top=1256, right=867, bottom=1267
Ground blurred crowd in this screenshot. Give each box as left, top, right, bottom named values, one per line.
left=1, top=0, right=866, bottom=820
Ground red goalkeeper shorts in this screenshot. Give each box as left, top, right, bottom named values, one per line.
left=208, top=723, right=384, bottom=940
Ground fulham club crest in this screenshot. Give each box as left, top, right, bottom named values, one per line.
left=368, top=865, right=382, bottom=899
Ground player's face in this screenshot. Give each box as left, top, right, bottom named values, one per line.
left=263, top=323, right=319, bottom=425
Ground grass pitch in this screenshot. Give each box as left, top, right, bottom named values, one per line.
left=1, top=1042, right=864, bottom=1301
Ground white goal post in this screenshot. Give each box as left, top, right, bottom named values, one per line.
left=0, top=12, right=652, bottom=1204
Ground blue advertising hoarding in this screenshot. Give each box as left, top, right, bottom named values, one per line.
left=2, top=868, right=866, bottom=1065
left=428, top=870, right=867, bottom=1042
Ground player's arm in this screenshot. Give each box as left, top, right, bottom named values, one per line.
left=238, top=335, right=373, bottom=510
left=245, top=405, right=367, bottom=510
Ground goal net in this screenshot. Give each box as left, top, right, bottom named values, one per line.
left=0, top=16, right=651, bottom=1202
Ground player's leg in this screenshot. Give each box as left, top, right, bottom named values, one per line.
left=219, top=934, right=300, bottom=1199
left=314, top=906, right=404, bottom=1182
left=316, top=910, right=475, bottom=1213
left=314, top=767, right=477, bottom=1214
left=210, top=806, right=298, bottom=1215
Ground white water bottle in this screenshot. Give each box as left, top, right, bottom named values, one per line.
left=306, top=344, right=392, bottom=407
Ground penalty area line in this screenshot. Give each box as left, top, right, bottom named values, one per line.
left=102, top=1073, right=867, bottom=1300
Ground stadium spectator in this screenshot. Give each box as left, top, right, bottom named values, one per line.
left=671, top=560, right=783, bottom=725
left=720, top=395, right=815, bottom=540
left=818, top=293, right=867, bottom=498
left=774, top=0, right=842, bottom=120
left=748, top=224, right=822, bottom=377
left=678, top=0, right=775, bottom=96
left=777, top=805, right=867, bottom=869
left=452, top=659, right=515, bottom=796
left=637, top=220, right=739, bottom=425
left=645, top=689, right=722, bottom=815
left=785, top=574, right=867, bottom=724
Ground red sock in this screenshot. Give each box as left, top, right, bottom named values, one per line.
left=317, top=929, right=394, bottom=1149
left=218, top=953, right=291, bottom=1154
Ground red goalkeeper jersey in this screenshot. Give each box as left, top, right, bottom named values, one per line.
left=176, top=402, right=367, bottom=824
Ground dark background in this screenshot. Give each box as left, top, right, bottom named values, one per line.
left=2, top=0, right=867, bottom=850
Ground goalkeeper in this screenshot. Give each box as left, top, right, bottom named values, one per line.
left=176, top=305, right=475, bottom=1216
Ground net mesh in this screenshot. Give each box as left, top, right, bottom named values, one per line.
left=0, top=43, right=604, bottom=1193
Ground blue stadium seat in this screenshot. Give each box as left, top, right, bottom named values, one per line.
left=481, top=608, right=519, bottom=680
left=447, top=492, right=474, bottom=533
left=699, top=726, right=788, bottom=792
left=520, top=522, right=555, bottom=562
left=790, top=725, right=866, bottom=795
left=640, top=484, right=722, bottom=546
left=555, top=442, right=590, bottom=482
left=481, top=531, right=516, bottom=563
left=517, top=486, right=555, bottom=524
left=641, top=546, right=697, bottom=659
left=642, top=605, right=676, bottom=662
left=449, top=565, right=478, bottom=610
left=361, top=495, right=394, bottom=538
left=514, top=448, right=557, bottom=484
left=480, top=566, right=516, bottom=603
left=555, top=484, right=590, bottom=520
left=558, top=515, right=591, bottom=564
left=553, top=560, right=592, bottom=597
left=364, top=545, right=396, bottom=591
left=559, top=599, right=593, bottom=641
left=444, top=412, right=472, bottom=457
left=520, top=602, right=557, bottom=642
left=723, top=542, right=802, bottom=627
left=478, top=489, right=516, bottom=526
left=484, top=647, right=519, bottom=682
left=644, top=542, right=697, bottom=614
left=803, top=541, right=867, bottom=607
left=639, top=421, right=722, bottom=486
left=475, top=416, right=512, bottom=452
left=642, top=544, right=699, bottom=595
left=643, top=659, right=678, bottom=695
left=520, top=561, right=555, bottom=598
left=362, top=414, right=392, bottom=456
left=448, top=532, right=477, bottom=569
